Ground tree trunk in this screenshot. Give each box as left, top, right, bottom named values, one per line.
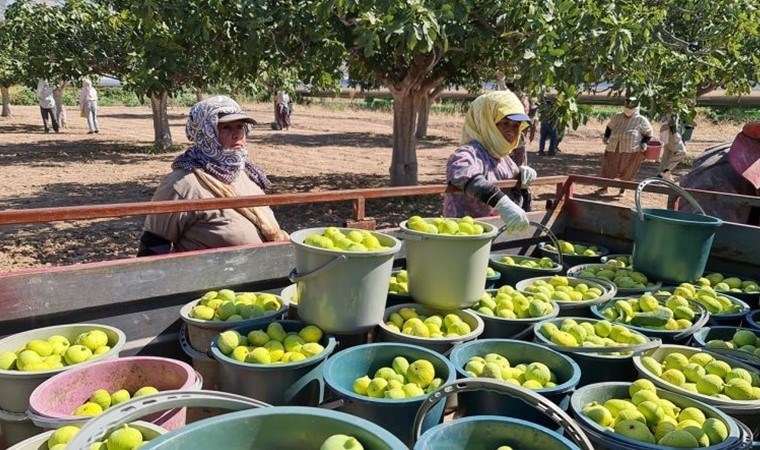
left=194, top=87, right=203, bottom=102
left=150, top=92, right=172, bottom=150
left=54, top=81, right=68, bottom=128
left=415, top=95, right=432, bottom=139
left=1, top=87, right=10, bottom=117
left=389, top=89, right=421, bottom=186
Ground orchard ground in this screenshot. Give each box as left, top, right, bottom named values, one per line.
left=0, top=101, right=741, bottom=272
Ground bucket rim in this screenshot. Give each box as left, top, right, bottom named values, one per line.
left=471, top=289, right=560, bottom=324
left=489, top=252, right=563, bottom=273
left=290, top=227, right=402, bottom=256
left=691, top=326, right=760, bottom=348
left=515, top=276, right=614, bottom=308
left=209, top=320, right=337, bottom=370
left=747, top=309, right=760, bottom=331
left=378, top=303, right=485, bottom=345
left=655, top=287, right=751, bottom=319
left=632, top=344, right=760, bottom=408
left=588, top=299, right=706, bottom=337
left=566, top=263, right=663, bottom=295
left=633, top=207, right=724, bottom=226
left=279, top=284, right=299, bottom=307
left=533, top=316, right=653, bottom=359
left=322, top=342, right=457, bottom=406
left=570, top=381, right=742, bottom=449
left=27, top=356, right=197, bottom=420
left=179, top=293, right=289, bottom=329
left=414, top=414, right=580, bottom=450
left=448, top=338, right=582, bottom=395
left=0, top=323, right=126, bottom=378
left=399, top=219, right=499, bottom=240
left=142, top=406, right=407, bottom=449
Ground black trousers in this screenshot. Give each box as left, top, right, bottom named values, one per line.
left=40, top=106, right=59, bottom=132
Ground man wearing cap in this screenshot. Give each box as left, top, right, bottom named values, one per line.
left=599, top=96, right=654, bottom=194
left=138, top=96, right=288, bottom=256
left=678, top=122, right=760, bottom=225
left=443, top=91, right=537, bottom=234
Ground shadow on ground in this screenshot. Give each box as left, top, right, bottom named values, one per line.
left=250, top=131, right=457, bottom=150
left=0, top=139, right=175, bottom=167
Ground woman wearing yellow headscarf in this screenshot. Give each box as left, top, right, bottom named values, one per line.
left=443, top=91, right=537, bottom=233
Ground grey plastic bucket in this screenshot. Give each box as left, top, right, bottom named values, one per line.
left=289, top=227, right=401, bottom=333
left=0, top=409, right=40, bottom=448
left=0, top=323, right=126, bottom=414
left=515, top=276, right=618, bottom=318
left=570, top=382, right=745, bottom=450
left=7, top=421, right=166, bottom=450
left=471, top=290, right=560, bottom=340
left=691, top=326, right=760, bottom=369
left=180, top=323, right=220, bottom=392
left=448, top=339, right=581, bottom=430
left=632, top=178, right=723, bottom=283
left=279, top=283, right=300, bottom=321
left=538, top=241, right=610, bottom=269
left=210, top=320, right=336, bottom=406
left=322, top=342, right=457, bottom=447
left=399, top=219, right=498, bottom=310
left=490, top=253, right=563, bottom=287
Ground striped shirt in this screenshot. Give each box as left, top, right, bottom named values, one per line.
left=605, top=113, right=653, bottom=153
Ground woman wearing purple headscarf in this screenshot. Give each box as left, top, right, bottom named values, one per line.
left=137, top=96, right=288, bottom=256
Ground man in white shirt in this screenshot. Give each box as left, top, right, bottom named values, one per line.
left=36, top=80, right=59, bottom=133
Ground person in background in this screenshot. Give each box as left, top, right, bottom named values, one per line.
left=657, top=113, right=687, bottom=181
left=274, top=90, right=292, bottom=130
left=599, top=96, right=654, bottom=195
left=36, top=79, right=59, bottom=133
left=538, top=97, right=559, bottom=156
left=678, top=122, right=760, bottom=225
left=78, top=78, right=100, bottom=134
left=443, top=91, right=537, bottom=234
left=505, top=83, right=536, bottom=211
left=137, top=96, right=289, bottom=256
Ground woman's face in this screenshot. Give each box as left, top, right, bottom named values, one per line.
left=218, top=120, right=247, bottom=150
left=496, top=118, right=522, bottom=144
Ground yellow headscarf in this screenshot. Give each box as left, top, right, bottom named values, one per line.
left=461, top=91, right=529, bottom=159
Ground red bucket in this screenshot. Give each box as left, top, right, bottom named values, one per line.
left=27, top=357, right=200, bottom=431
left=644, top=140, right=663, bottom=161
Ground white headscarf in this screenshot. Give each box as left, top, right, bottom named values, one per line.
left=79, top=78, right=98, bottom=103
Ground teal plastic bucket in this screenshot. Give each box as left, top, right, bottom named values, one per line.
left=515, top=276, right=618, bottom=318
left=322, top=342, right=456, bottom=447
left=210, top=320, right=337, bottom=406
left=289, top=227, right=402, bottom=334
left=489, top=253, right=563, bottom=287
left=631, top=178, right=723, bottom=284
left=414, top=415, right=581, bottom=450
left=448, top=339, right=581, bottom=430
left=570, top=382, right=744, bottom=450
left=399, top=219, right=498, bottom=310
left=691, top=327, right=760, bottom=369
left=471, top=290, right=559, bottom=339
left=533, top=317, right=660, bottom=387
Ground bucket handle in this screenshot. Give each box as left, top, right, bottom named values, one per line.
left=634, top=177, right=705, bottom=221
left=412, top=378, right=594, bottom=450
left=494, top=221, right=564, bottom=267
left=66, top=390, right=271, bottom=449
left=289, top=254, right=349, bottom=283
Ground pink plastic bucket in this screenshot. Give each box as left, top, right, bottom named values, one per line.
left=27, top=357, right=200, bottom=431
left=644, top=140, right=663, bottom=161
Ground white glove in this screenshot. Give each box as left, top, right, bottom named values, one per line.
left=639, top=142, right=648, bottom=151
left=494, top=196, right=529, bottom=234
left=519, top=166, right=537, bottom=187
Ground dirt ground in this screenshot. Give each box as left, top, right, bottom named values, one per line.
left=0, top=101, right=741, bottom=272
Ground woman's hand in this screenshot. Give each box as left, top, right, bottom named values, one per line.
left=495, top=196, right=529, bottom=234
left=519, top=166, right=537, bottom=186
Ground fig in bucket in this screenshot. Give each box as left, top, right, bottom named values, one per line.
left=352, top=356, right=442, bottom=399
left=303, top=227, right=391, bottom=252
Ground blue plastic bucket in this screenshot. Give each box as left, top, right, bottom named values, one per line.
left=414, top=415, right=581, bottom=450
left=571, top=382, right=744, bottom=450
left=632, top=178, right=723, bottom=284
left=448, top=339, right=580, bottom=430
left=747, top=310, right=760, bottom=332
left=210, top=320, right=336, bottom=406
left=322, top=342, right=456, bottom=447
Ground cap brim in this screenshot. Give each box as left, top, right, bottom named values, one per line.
left=217, top=113, right=257, bottom=125
left=506, top=113, right=531, bottom=123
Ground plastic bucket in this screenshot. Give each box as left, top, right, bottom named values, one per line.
left=210, top=320, right=336, bottom=406
left=322, top=342, right=457, bottom=446
left=633, top=344, right=760, bottom=435
left=533, top=317, right=660, bottom=387
left=0, top=323, right=126, bottom=414
left=566, top=263, right=663, bottom=296
left=748, top=310, right=760, bottom=332
left=7, top=421, right=166, bottom=450
left=179, top=324, right=219, bottom=392
left=708, top=294, right=752, bottom=327
left=632, top=178, right=723, bottom=284
left=538, top=241, right=610, bottom=269
left=489, top=254, right=563, bottom=287
left=700, top=272, right=760, bottom=306
left=643, top=140, right=663, bottom=161
left=692, top=327, right=760, bottom=369
left=413, top=378, right=594, bottom=450
left=289, top=227, right=402, bottom=333
left=179, top=293, right=288, bottom=353
left=589, top=296, right=709, bottom=344
left=377, top=303, right=484, bottom=355
left=399, top=218, right=498, bottom=310
left=570, top=382, right=744, bottom=450
left=515, top=276, right=618, bottom=318
left=0, top=409, right=40, bottom=448
left=448, top=339, right=581, bottom=430
left=471, top=291, right=560, bottom=340
left=386, top=269, right=499, bottom=307
left=279, top=283, right=300, bottom=321
left=27, top=356, right=200, bottom=432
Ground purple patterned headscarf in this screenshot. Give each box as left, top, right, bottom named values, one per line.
left=172, top=95, right=271, bottom=188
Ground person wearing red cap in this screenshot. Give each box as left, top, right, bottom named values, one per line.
left=678, top=122, right=760, bottom=225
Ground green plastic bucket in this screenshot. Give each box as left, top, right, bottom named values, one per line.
left=210, top=320, right=337, bottom=406
left=448, top=339, right=581, bottom=430
left=322, top=342, right=457, bottom=447
left=0, top=323, right=126, bottom=414
left=289, top=227, right=402, bottom=334
left=399, top=218, right=498, bottom=310
left=691, top=327, right=760, bottom=369
left=533, top=317, right=660, bottom=387
left=7, top=421, right=166, bottom=450
left=470, top=290, right=560, bottom=339
left=413, top=378, right=594, bottom=450
left=570, top=382, right=745, bottom=450
left=633, top=344, right=760, bottom=436
left=631, top=178, right=723, bottom=284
